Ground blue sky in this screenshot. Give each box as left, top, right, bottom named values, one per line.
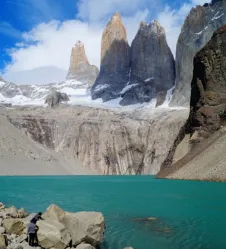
left=0, top=0, right=208, bottom=84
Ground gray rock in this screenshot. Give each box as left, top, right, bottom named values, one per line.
left=75, top=244, right=95, bottom=249
left=0, top=228, right=5, bottom=235
left=91, top=12, right=130, bottom=102
left=3, top=219, right=25, bottom=235
left=66, top=41, right=99, bottom=87
left=120, top=21, right=175, bottom=106
left=37, top=218, right=71, bottom=249
left=43, top=204, right=105, bottom=247
left=15, top=234, right=27, bottom=244
left=170, top=0, right=226, bottom=107
left=45, top=91, right=69, bottom=108
left=0, top=234, right=6, bottom=248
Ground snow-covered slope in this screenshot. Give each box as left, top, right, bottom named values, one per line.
left=0, top=79, right=89, bottom=106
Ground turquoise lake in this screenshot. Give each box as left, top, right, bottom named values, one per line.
left=0, top=176, right=226, bottom=249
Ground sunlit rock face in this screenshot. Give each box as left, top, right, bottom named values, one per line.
left=91, top=13, right=131, bottom=102
left=67, top=41, right=99, bottom=87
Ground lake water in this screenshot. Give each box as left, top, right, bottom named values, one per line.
left=0, top=176, right=226, bottom=249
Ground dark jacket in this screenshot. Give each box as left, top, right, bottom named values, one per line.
left=30, top=214, right=43, bottom=223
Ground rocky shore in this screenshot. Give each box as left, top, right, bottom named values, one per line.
left=0, top=202, right=106, bottom=249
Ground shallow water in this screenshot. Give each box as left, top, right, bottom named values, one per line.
left=0, top=176, right=226, bottom=249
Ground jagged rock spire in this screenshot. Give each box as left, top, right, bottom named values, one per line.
left=66, top=41, right=99, bottom=86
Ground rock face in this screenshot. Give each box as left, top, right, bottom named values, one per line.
left=189, top=25, right=226, bottom=136
left=91, top=12, right=131, bottom=101
left=120, top=21, right=175, bottom=106
left=66, top=41, right=99, bottom=87
left=8, top=106, right=188, bottom=175
left=45, top=91, right=69, bottom=107
left=170, top=0, right=226, bottom=107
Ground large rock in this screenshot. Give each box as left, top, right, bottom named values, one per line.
left=91, top=12, right=130, bottom=101
left=44, top=205, right=105, bottom=247
left=0, top=234, right=6, bottom=248
left=45, top=91, right=69, bottom=108
left=66, top=41, right=99, bottom=87
left=170, top=0, right=226, bottom=107
left=3, top=219, right=25, bottom=235
left=189, top=25, right=226, bottom=136
left=75, top=244, right=95, bottom=249
left=120, top=21, right=175, bottom=106
left=37, top=219, right=71, bottom=249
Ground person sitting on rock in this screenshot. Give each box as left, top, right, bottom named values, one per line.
left=30, top=212, right=44, bottom=223
left=27, top=220, right=38, bottom=247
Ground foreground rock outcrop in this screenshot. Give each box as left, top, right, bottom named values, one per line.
left=120, top=21, right=175, bottom=106
left=66, top=41, right=99, bottom=87
left=170, top=0, right=226, bottom=107
left=0, top=202, right=105, bottom=249
left=91, top=12, right=131, bottom=101
left=189, top=25, right=226, bottom=136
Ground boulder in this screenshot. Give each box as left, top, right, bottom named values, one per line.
left=0, top=235, right=6, bottom=248
left=45, top=91, right=69, bottom=108
left=3, top=219, right=25, bottom=235
left=91, top=12, right=130, bottom=102
left=5, top=207, right=18, bottom=218
left=17, top=209, right=29, bottom=219
left=0, top=218, right=3, bottom=226
left=66, top=41, right=99, bottom=86
left=62, top=212, right=105, bottom=247
left=75, top=244, right=95, bottom=249
left=44, top=205, right=105, bottom=247
left=0, top=228, right=5, bottom=235
left=15, top=234, right=27, bottom=244
left=37, top=218, right=71, bottom=249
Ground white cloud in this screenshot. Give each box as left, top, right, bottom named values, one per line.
left=77, top=0, right=147, bottom=22
left=2, top=0, right=211, bottom=85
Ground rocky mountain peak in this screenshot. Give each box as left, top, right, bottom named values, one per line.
left=111, top=12, right=122, bottom=22
left=68, top=41, right=89, bottom=71
left=91, top=12, right=130, bottom=101
left=66, top=41, right=99, bottom=86
left=120, top=20, right=175, bottom=106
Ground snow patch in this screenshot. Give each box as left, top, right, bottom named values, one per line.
left=120, top=84, right=138, bottom=94
left=93, top=84, right=109, bottom=92
left=0, top=81, right=6, bottom=88
left=144, top=77, right=154, bottom=82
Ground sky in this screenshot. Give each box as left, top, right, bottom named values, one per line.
left=0, top=0, right=209, bottom=85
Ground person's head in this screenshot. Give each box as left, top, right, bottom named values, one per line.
left=38, top=212, right=42, bottom=216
